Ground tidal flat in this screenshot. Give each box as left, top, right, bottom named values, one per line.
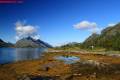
left=0, top=51, right=120, bottom=80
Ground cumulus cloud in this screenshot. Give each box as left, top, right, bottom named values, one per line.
left=73, top=21, right=97, bottom=29
left=73, top=20, right=101, bottom=33
left=15, top=21, right=40, bottom=40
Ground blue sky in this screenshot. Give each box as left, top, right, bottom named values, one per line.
left=0, top=0, right=120, bottom=46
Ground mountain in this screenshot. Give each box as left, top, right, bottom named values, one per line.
left=83, top=33, right=100, bottom=48
left=0, top=39, right=14, bottom=47
left=15, top=37, right=52, bottom=48
left=83, top=23, right=120, bottom=50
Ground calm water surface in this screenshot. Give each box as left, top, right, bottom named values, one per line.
left=0, top=48, right=46, bottom=64
left=54, top=56, right=80, bottom=64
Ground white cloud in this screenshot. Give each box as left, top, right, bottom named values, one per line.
left=73, top=20, right=102, bottom=33
left=108, top=23, right=116, bottom=27
left=73, top=21, right=97, bottom=29
left=15, top=21, right=40, bottom=40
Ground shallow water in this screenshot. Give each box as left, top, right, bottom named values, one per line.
left=0, top=48, right=46, bottom=64
left=54, top=55, right=80, bottom=64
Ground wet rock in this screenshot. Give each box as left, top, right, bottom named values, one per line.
left=55, top=75, right=60, bottom=77
left=100, top=62, right=110, bottom=68
left=87, top=60, right=100, bottom=66
left=62, top=74, right=73, bottom=80
left=17, top=74, right=31, bottom=80
left=115, top=71, right=120, bottom=74
left=108, top=54, right=120, bottom=57
left=91, top=72, right=96, bottom=78
left=73, top=73, right=82, bottom=76
left=81, top=60, right=100, bottom=67
left=39, top=63, right=55, bottom=71
left=39, top=66, right=50, bottom=71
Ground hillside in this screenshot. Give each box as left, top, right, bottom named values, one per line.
left=83, top=23, right=120, bottom=50
left=56, top=23, right=120, bottom=51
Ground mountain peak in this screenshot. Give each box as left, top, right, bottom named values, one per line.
left=15, top=37, right=52, bottom=48
left=26, top=36, right=34, bottom=40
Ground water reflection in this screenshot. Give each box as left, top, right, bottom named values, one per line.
left=0, top=48, right=45, bottom=64
left=54, top=55, right=80, bottom=64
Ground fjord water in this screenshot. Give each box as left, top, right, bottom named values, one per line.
left=0, top=48, right=46, bottom=64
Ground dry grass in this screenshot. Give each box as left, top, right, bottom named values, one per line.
left=0, top=52, right=120, bottom=80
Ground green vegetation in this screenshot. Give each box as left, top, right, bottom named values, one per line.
left=54, top=42, right=82, bottom=51
left=83, top=23, right=120, bottom=50
left=55, top=23, right=120, bottom=51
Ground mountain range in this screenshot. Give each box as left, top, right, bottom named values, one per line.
left=15, top=37, right=52, bottom=48
left=0, top=39, right=14, bottom=47
left=0, top=37, right=52, bottom=48
left=1, top=23, right=120, bottom=50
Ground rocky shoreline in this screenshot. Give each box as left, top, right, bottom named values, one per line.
left=0, top=52, right=120, bottom=80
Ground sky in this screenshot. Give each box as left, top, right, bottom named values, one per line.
left=0, top=0, right=120, bottom=46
